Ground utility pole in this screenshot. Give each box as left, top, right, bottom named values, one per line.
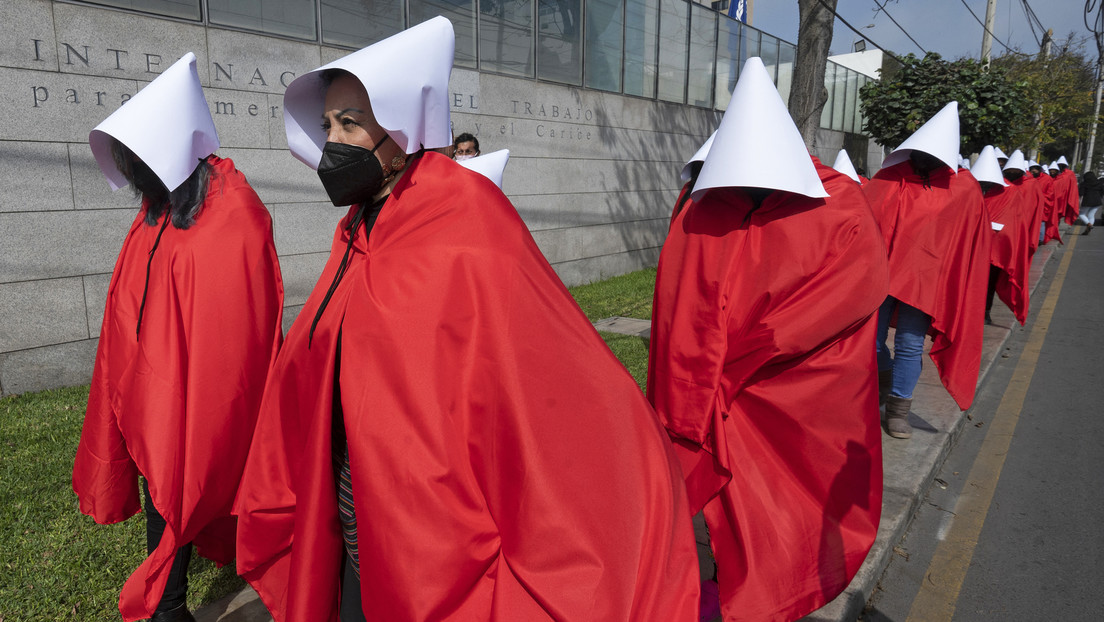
left=1029, top=29, right=1053, bottom=162
left=1085, top=60, right=1103, bottom=173
left=1085, top=0, right=1103, bottom=173
left=980, top=0, right=997, bottom=67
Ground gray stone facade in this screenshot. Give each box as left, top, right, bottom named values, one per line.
left=0, top=0, right=871, bottom=395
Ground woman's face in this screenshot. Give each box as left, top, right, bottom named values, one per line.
left=321, top=74, right=403, bottom=166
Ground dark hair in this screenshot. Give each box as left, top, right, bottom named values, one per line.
left=111, top=139, right=210, bottom=229
left=319, top=68, right=354, bottom=90
left=454, top=133, right=479, bottom=152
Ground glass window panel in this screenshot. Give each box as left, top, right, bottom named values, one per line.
left=208, top=0, right=316, bottom=40
left=410, top=0, right=477, bottom=68
left=821, top=63, right=835, bottom=130
left=687, top=5, right=715, bottom=107
left=480, top=0, right=535, bottom=77
left=623, top=0, right=658, bottom=98
left=831, top=63, right=847, bottom=131
left=584, top=0, right=623, bottom=92
left=742, top=27, right=759, bottom=63
left=844, top=68, right=859, bottom=133
left=776, top=39, right=795, bottom=106
left=321, top=0, right=403, bottom=48
left=714, top=17, right=741, bottom=110
left=656, top=0, right=688, bottom=103
left=537, top=0, right=582, bottom=84
left=82, top=0, right=200, bottom=20
left=759, top=33, right=778, bottom=84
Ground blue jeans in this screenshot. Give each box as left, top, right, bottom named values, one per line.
left=876, top=297, right=931, bottom=400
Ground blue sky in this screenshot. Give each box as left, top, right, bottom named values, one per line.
left=751, top=0, right=1096, bottom=63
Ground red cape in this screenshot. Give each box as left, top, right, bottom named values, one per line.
left=234, top=152, right=698, bottom=622
left=73, top=156, right=284, bottom=620
left=648, top=161, right=888, bottom=622
left=1054, top=169, right=1081, bottom=224
left=1035, top=173, right=1063, bottom=244
left=863, top=162, right=992, bottom=410
left=983, top=183, right=1031, bottom=324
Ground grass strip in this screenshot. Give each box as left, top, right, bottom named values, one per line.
left=0, top=267, right=659, bottom=620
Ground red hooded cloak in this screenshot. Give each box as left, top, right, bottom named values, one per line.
left=1035, top=172, right=1063, bottom=244
left=983, top=182, right=1031, bottom=324
left=72, top=156, right=284, bottom=620
left=648, top=161, right=888, bottom=622
left=863, top=161, right=992, bottom=411
left=1054, top=169, right=1081, bottom=224
left=234, top=152, right=699, bottom=622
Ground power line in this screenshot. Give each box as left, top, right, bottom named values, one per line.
left=814, top=0, right=908, bottom=65
left=957, top=0, right=1019, bottom=54
left=1019, top=0, right=1045, bottom=46
left=871, top=0, right=928, bottom=55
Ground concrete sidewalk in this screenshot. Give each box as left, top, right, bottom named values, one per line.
left=195, top=241, right=1060, bottom=622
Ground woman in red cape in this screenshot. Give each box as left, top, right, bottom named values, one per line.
left=233, top=18, right=698, bottom=622
left=73, top=53, right=284, bottom=622
left=862, top=103, right=991, bottom=439
left=864, top=158, right=991, bottom=414
left=981, top=151, right=1033, bottom=325
left=648, top=57, right=888, bottom=622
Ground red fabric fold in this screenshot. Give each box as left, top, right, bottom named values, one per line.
left=73, top=156, right=284, bottom=621
left=863, top=163, right=992, bottom=410
left=234, top=152, right=699, bottom=622
left=648, top=161, right=888, bottom=622
left=983, top=183, right=1031, bottom=325
left=1054, top=169, right=1081, bottom=224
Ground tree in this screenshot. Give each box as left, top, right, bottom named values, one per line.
left=859, top=52, right=1030, bottom=155
left=789, top=0, right=837, bottom=149
left=990, top=37, right=1096, bottom=165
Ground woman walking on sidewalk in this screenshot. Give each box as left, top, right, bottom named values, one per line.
left=1078, top=171, right=1102, bottom=234
left=863, top=102, right=992, bottom=438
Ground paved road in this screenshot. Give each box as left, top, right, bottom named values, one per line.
left=862, top=226, right=1104, bottom=621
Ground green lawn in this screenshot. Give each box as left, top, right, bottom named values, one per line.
left=0, top=268, right=658, bottom=621
left=567, top=267, right=656, bottom=322
left=0, top=386, right=244, bottom=622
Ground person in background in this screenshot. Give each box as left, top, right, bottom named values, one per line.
left=863, top=102, right=991, bottom=438
left=452, top=131, right=480, bottom=160
left=233, top=18, right=698, bottom=622
left=974, top=146, right=1029, bottom=326
left=73, top=53, right=283, bottom=622
left=1078, top=170, right=1102, bottom=234
left=649, top=57, right=888, bottom=622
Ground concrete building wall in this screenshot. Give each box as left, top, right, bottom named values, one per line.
left=0, top=0, right=867, bottom=396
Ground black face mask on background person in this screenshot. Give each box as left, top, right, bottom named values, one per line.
left=317, top=136, right=392, bottom=206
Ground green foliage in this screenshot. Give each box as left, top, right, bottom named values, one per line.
left=991, top=39, right=1097, bottom=164
left=567, top=267, right=656, bottom=321
left=860, top=52, right=1031, bottom=154
left=0, top=387, right=244, bottom=622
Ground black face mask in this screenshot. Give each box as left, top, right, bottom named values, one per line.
left=316, top=136, right=391, bottom=207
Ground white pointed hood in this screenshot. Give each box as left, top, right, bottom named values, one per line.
left=89, top=53, right=218, bottom=191
left=1047, top=161, right=1059, bottom=172
left=284, top=16, right=454, bottom=168
left=1027, top=159, right=1040, bottom=169
left=971, top=146, right=1007, bottom=187
left=1003, top=149, right=1027, bottom=172
left=832, top=148, right=861, bottom=183
left=994, top=147, right=1009, bottom=160
left=457, top=149, right=509, bottom=189
left=1057, top=155, right=1069, bottom=167
left=880, top=101, right=961, bottom=173
left=693, top=57, right=826, bottom=200
left=680, top=131, right=716, bottom=183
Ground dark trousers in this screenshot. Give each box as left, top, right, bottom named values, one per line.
left=143, top=480, right=193, bottom=613
left=340, top=555, right=367, bottom=622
